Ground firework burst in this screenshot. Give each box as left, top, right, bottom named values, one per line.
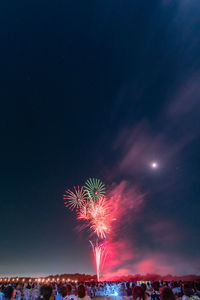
left=76, top=196, right=110, bottom=238
left=85, top=178, right=105, bottom=200
left=89, top=196, right=110, bottom=238
left=63, top=186, right=87, bottom=210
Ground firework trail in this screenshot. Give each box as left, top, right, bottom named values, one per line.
left=90, top=241, right=108, bottom=282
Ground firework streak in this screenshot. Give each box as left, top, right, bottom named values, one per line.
left=90, top=241, right=108, bottom=282
left=63, top=178, right=109, bottom=281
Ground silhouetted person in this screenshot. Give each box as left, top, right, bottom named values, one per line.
left=141, top=283, right=150, bottom=300
left=194, top=283, right=200, bottom=298
left=40, top=285, right=53, bottom=300
left=77, top=285, right=91, bottom=300
left=160, top=287, right=176, bottom=300
left=126, top=282, right=132, bottom=297
left=133, top=286, right=145, bottom=300
left=65, top=284, right=78, bottom=300
left=3, top=286, right=15, bottom=300
left=59, top=286, right=68, bottom=299
left=151, top=282, right=160, bottom=300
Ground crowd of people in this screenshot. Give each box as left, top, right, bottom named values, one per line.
left=0, top=280, right=200, bottom=300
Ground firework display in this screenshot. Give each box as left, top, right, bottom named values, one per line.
left=64, top=178, right=109, bottom=281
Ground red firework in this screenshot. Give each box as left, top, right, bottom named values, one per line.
left=76, top=195, right=111, bottom=239
left=63, top=186, right=87, bottom=210
left=89, top=196, right=111, bottom=239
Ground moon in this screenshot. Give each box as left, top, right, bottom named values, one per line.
left=151, top=161, right=158, bottom=169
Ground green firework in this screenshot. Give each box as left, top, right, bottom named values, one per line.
left=84, top=178, right=105, bottom=200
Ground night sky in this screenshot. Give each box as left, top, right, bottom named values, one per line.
left=0, top=0, right=200, bottom=277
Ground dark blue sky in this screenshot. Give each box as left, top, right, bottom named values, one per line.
left=0, top=0, right=200, bottom=277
